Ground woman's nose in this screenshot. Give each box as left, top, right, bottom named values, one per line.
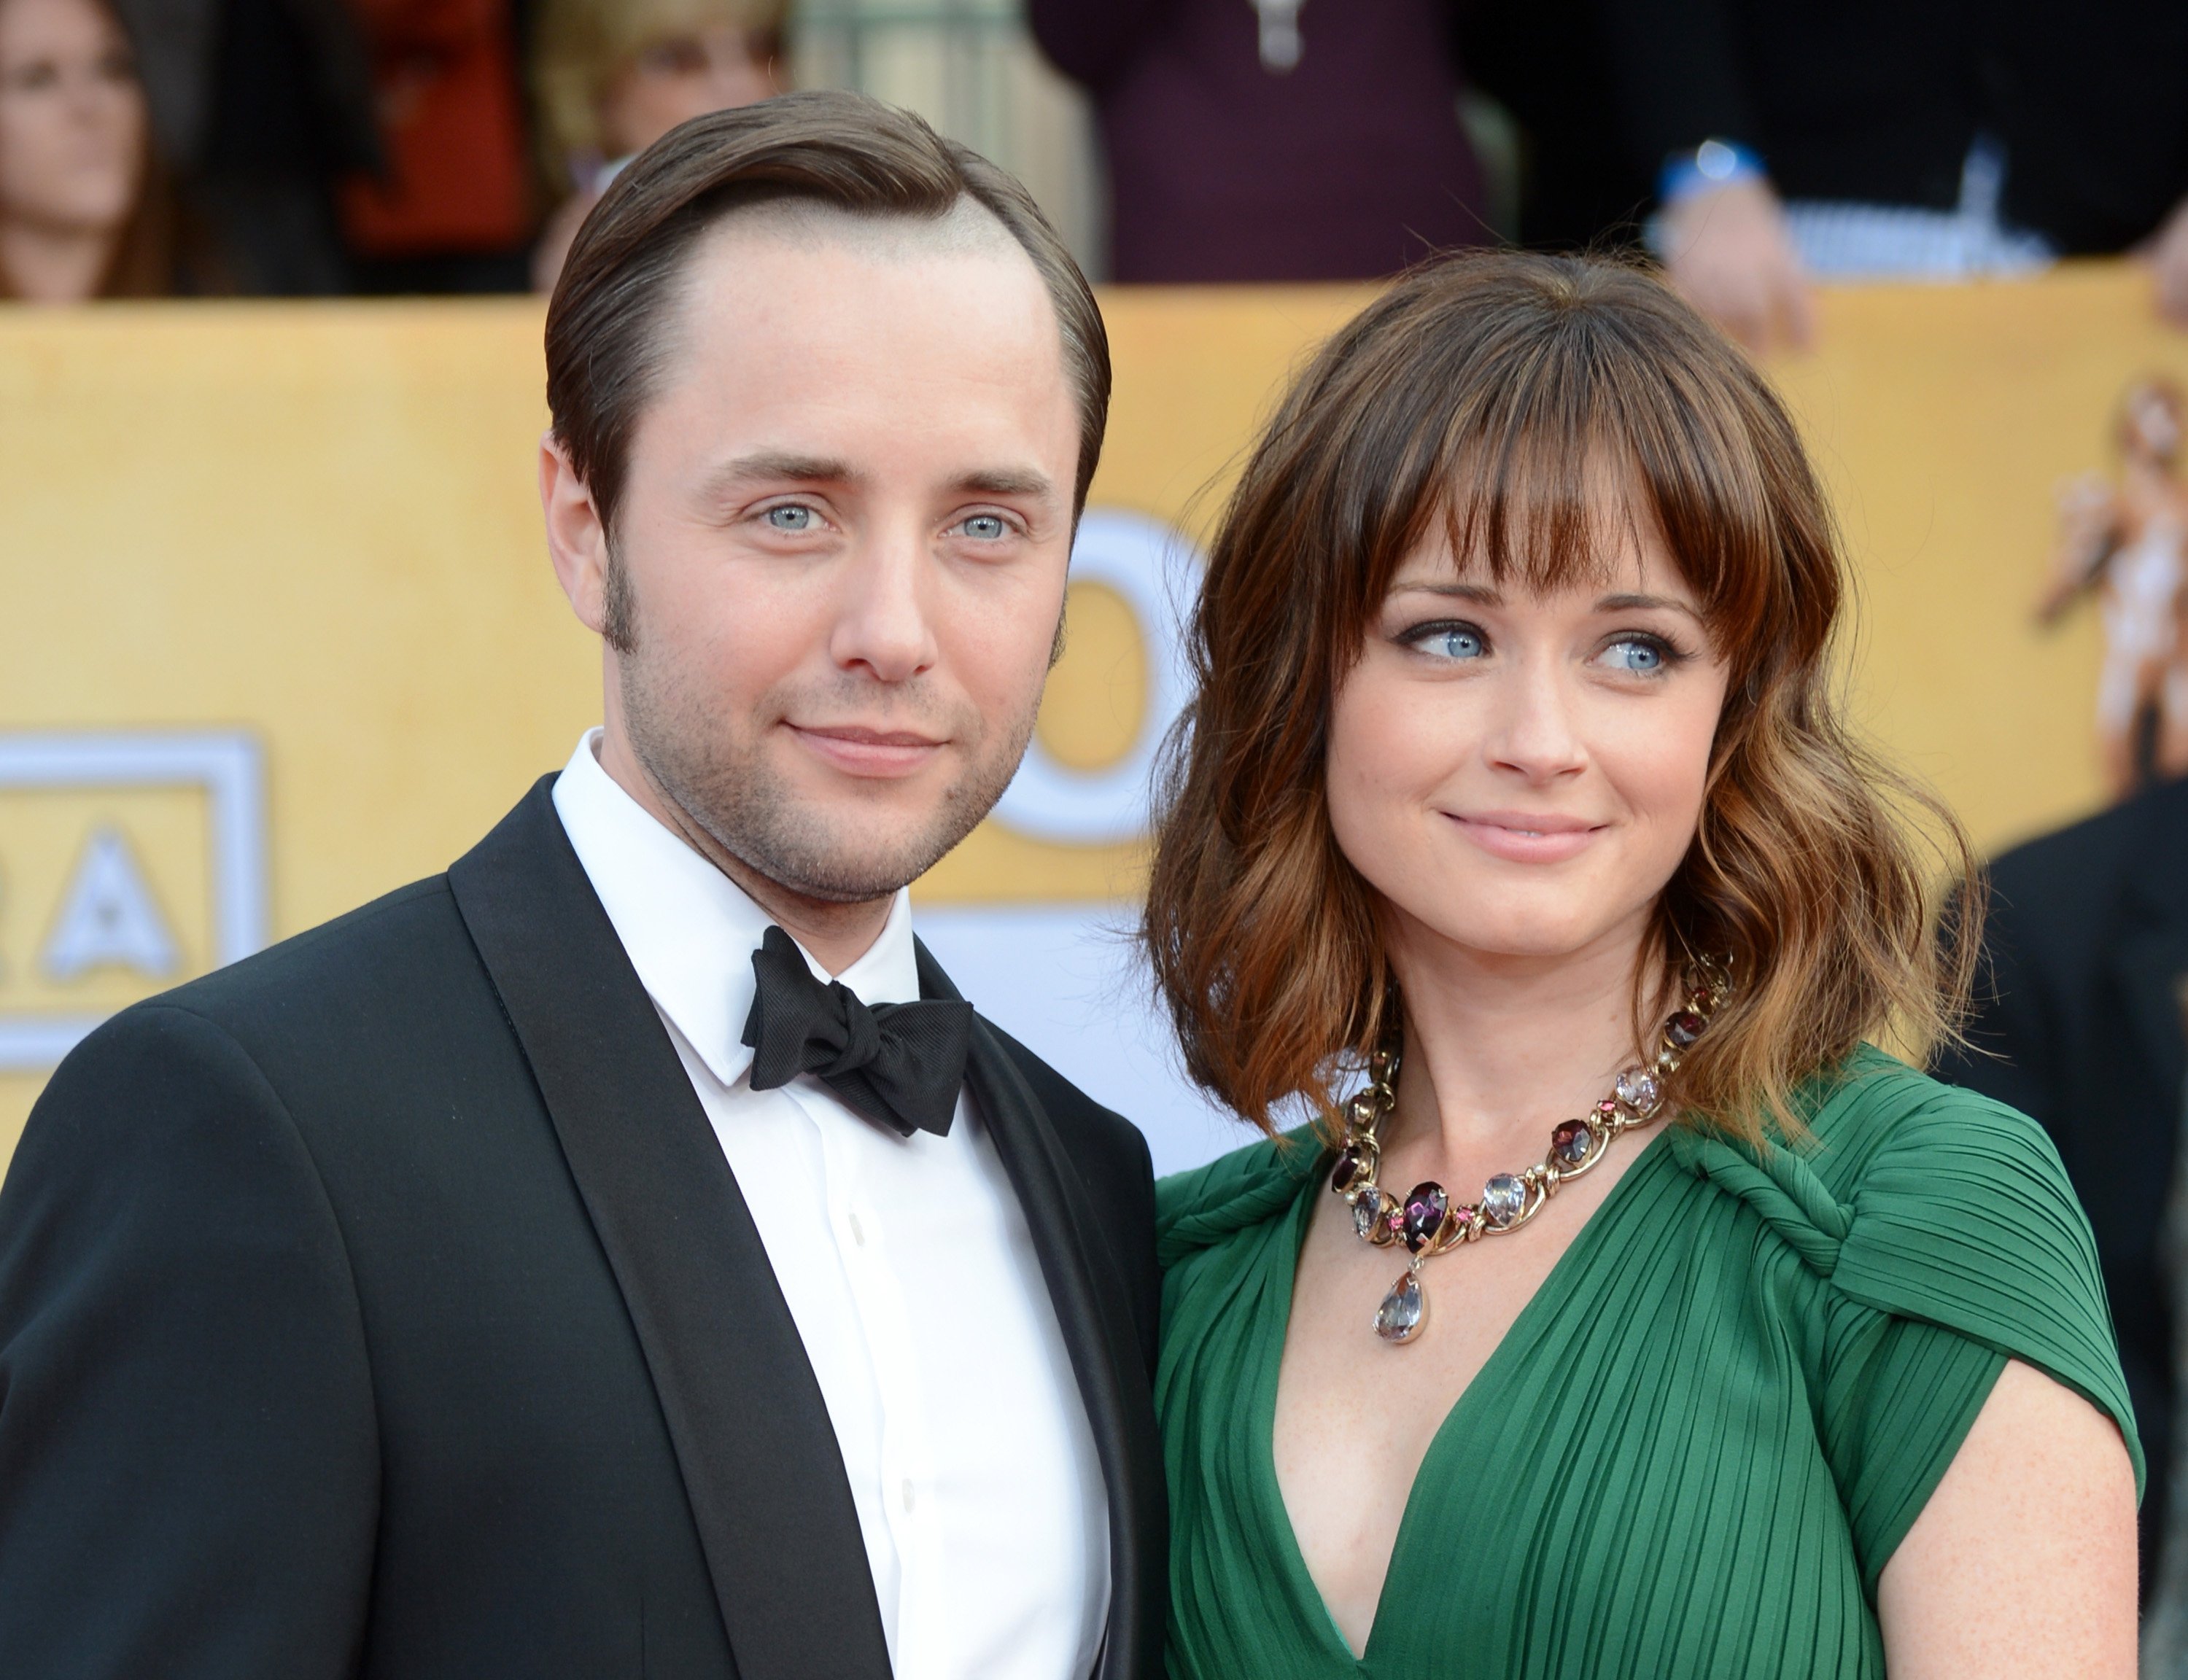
left=1483, top=661, right=1588, bottom=782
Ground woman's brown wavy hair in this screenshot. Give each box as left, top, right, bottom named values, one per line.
left=1141, top=251, right=1979, bottom=1146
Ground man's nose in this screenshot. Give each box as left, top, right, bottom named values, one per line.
left=828, top=523, right=940, bottom=684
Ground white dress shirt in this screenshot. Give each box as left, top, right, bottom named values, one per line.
left=552, top=732, right=1111, bottom=1680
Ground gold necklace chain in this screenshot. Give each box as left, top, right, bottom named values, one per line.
left=1331, top=960, right=1732, bottom=1345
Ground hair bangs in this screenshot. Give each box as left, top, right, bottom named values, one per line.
left=1405, top=311, right=1790, bottom=676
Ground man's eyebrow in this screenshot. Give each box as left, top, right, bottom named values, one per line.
left=1596, top=590, right=1704, bottom=621
left=699, top=451, right=858, bottom=495
left=692, top=457, right=1059, bottom=503
left=954, top=467, right=1059, bottom=500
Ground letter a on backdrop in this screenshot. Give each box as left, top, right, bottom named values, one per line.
left=41, top=826, right=179, bottom=981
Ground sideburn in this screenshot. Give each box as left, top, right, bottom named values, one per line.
left=602, top=540, right=639, bottom=655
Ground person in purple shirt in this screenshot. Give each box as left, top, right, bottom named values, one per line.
left=1030, top=0, right=1489, bottom=281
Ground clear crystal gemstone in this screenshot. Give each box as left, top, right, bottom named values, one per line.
left=1615, top=1067, right=1661, bottom=1114
left=1352, top=1189, right=1384, bottom=1240
left=1481, top=1172, right=1528, bottom=1228
left=1374, top=1270, right=1424, bottom=1342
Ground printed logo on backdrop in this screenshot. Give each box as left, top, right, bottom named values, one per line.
left=0, top=733, right=265, bottom=1070
left=993, top=509, right=1197, bottom=844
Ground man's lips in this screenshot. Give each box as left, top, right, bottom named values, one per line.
left=1445, top=809, right=1607, bottom=863
left=786, top=723, right=949, bottom=777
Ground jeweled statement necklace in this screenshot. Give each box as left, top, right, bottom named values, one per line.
left=1330, top=962, right=1731, bottom=1345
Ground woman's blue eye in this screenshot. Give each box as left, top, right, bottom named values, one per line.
left=961, top=514, right=1008, bottom=540
left=765, top=505, right=815, bottom=532
left=1423, top=626, right=1485, bottom=660
left=1603, top=638, right=1664, bottom=672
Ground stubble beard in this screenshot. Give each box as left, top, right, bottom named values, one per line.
left=618, top=645, right=1040, bottom=906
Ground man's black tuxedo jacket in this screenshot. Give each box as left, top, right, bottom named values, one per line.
left=1934, top=771, right=2188, bottom=1595
left=0, top=780, right=1168, bottom=1679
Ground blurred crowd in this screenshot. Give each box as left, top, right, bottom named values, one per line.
left=1031, top=0, right=2188, bottom=348
left=0, top=0, right=784, bottom=301
left=4, top=0, right=2187, bottom=349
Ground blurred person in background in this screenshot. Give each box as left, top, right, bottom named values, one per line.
left=2146, top=981, right=2188, bottom=1672
left=338, top=0, right=534, bottom=293
left=1936, top=773, right=2188, bottom=1610
left=0, top=0, right=152, bottom=300
left=2037, top=378, right=2188, bottom=802
left=1939, top=378, right=2188, bottom=1607
left=1583, top=0, right=2188, bottom=353
left=109, top=0, right=379, bottom=293
left=0, top=0, right=214, bottom=298
left=529, top=0, right=779, bottom=292
left=1454, top=0, right=1651, bottom=256
left=1028, top=1, right=1489, bottom=283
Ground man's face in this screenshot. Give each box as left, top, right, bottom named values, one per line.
left=546, top=203, right=1082, bottom=904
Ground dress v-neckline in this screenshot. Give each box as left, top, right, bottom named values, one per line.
left=1257, top=1126, right=1679, bottom=1668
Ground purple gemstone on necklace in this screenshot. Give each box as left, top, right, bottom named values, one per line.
left=1666, top=1009, right=1707, bottom=1048
left=1551, top=1119, right=1593, bottom=1166
left=1331, top=1147, right=1363, bottom=1193
left=1615, top=1067, right=1660, bottom=1113
left=1402, top=1182, right=1449, bottom=1253
left=1481, top=1172, right=1527, bottom=1228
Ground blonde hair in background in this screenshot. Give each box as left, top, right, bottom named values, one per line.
left=532, top=0, right=788, bottom=190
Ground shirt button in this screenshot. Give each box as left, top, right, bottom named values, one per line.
left=900, top=1478, right=915, bottom=1513
left=847, top=1211, right=867, bottom=1248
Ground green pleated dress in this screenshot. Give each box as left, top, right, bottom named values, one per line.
left=1156, top=1049, right=2142, bottom=1679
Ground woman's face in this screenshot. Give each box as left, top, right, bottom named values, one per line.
left=0, top=0, right=144, bottom=237
left=598, top=24, right=776, bottom=161
left=1326, top=503, right=1731, bottom=973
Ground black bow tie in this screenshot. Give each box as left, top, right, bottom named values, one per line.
left=741, top=925, right=974, bottom=1138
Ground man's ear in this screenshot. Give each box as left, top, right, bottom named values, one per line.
left=540, top=434, right=612, bottom=636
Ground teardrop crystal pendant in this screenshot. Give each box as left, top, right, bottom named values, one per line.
left=1374, top=1268, right=1425, bottom=1342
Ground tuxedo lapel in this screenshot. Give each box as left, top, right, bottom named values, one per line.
left=449, top=780, right=891, bottom=1680
left=916, top=938, right=1165, bottom=1680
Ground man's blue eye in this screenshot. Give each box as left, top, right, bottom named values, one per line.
left=766, top=505, right=815, bottom=532
left=962, top=515, right=1007, bottom=540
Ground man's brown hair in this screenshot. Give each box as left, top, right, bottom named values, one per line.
left=1142, top=250, right=1980, bottom=1146
left=544, top=90, right=1110, bottom=572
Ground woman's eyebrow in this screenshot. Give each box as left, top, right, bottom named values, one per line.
left=1397, top=580, right=1502, bottom=603
left=1596, top=591, right=1704, bottom=621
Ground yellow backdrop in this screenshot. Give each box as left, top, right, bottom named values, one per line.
left=1, top=265, right=2180, bottom=1167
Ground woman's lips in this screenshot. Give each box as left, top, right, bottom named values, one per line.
left=1446, top=810, right=1606, bottom=864
left=788, top=723, right=945, bottom=778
